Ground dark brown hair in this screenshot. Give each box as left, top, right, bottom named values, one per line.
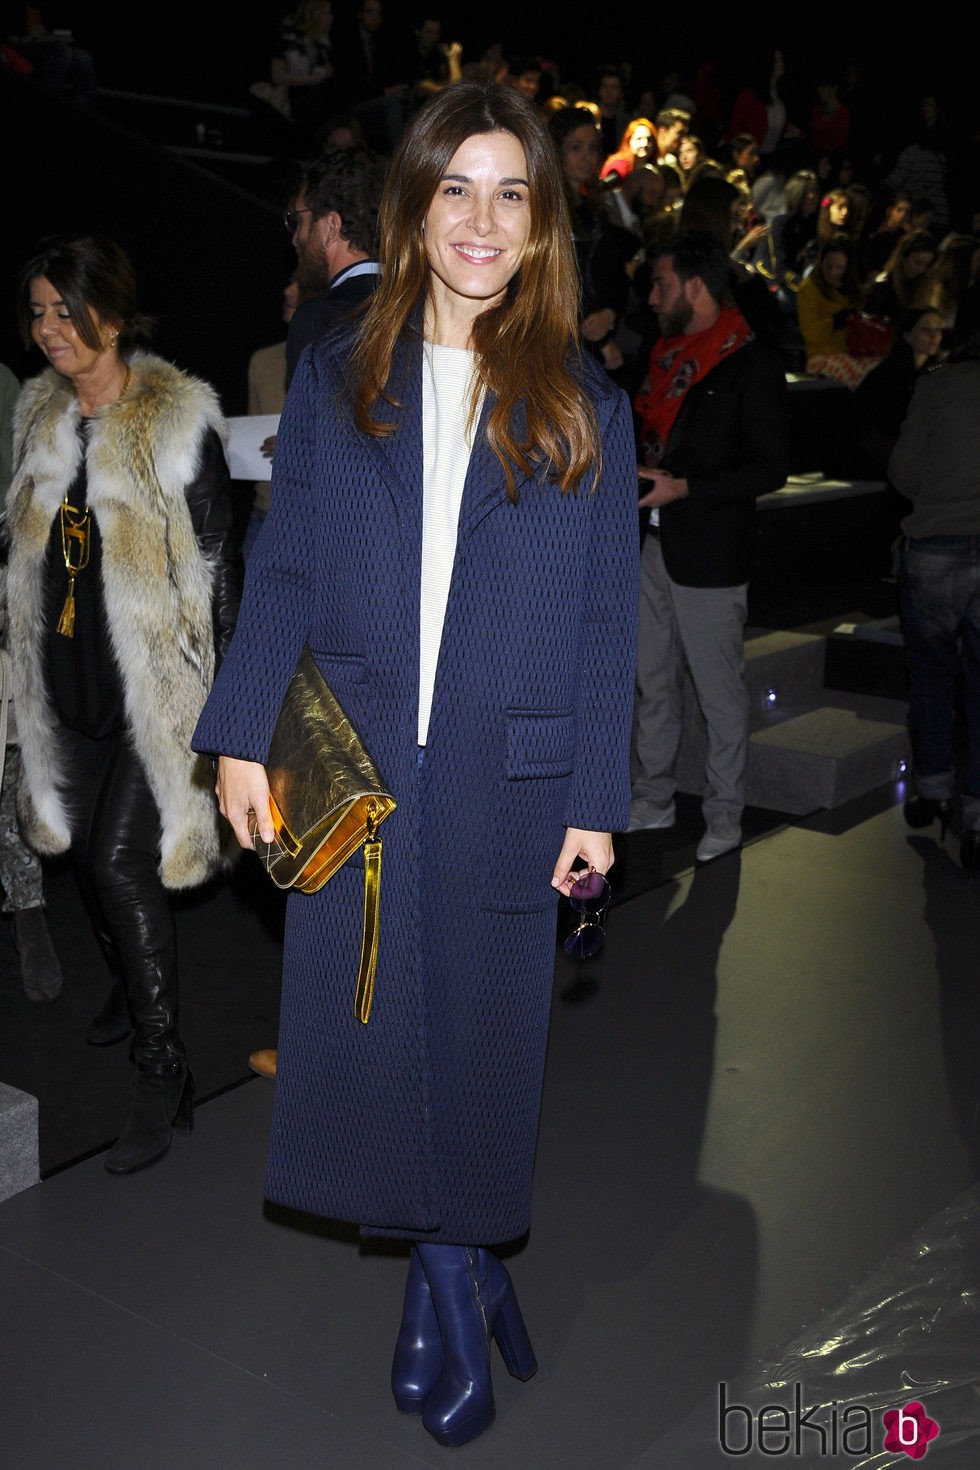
left=17, top=234, right=153, bottom=354
left=349, top=81, right=598, bottom=497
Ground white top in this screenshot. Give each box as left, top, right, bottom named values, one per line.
left=418, top=341, right=481, bottom=745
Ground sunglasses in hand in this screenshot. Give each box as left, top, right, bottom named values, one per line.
left=562, top=867, right=611, bottom=960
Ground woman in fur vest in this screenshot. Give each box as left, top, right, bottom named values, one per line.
left=6, top=234, right=240, bottom=1173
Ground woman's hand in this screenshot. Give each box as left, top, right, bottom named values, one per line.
left=215, top=756, right=273, bottom=849
left=552, top=827, right=614, bottom=897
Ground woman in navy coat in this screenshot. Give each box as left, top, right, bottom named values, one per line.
left=193, top=80, right=639, bottom=1449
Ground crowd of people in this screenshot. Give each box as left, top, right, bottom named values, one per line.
left=3, top=26, right=980, bottom=1455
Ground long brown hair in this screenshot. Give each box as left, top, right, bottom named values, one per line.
left=348, top=80, right=598, bottom=498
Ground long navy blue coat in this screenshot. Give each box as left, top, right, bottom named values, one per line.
left=193, top=326, right=640, bottom=1244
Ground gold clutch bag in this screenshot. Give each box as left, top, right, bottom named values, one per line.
left=248, top=646, right=396, bottom=1023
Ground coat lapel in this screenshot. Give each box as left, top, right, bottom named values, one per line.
left=324, top=332, right=424, bottom=519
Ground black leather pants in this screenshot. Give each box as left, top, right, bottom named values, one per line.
left=62, top=727, right=184, bottom=1070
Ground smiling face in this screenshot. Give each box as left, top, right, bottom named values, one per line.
left=629, top=124, right=652, bottom=159
left=28, top=275, right=108, bottom=382
left=423, top=129, right=531, bottom=341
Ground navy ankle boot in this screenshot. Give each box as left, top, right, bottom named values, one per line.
left=391, top=1245, right=443, bottom=1413
left=415, top=1243, right=537, bottom=1448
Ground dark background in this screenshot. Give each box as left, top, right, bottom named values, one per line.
left=7, top=10, right=980, bottom=422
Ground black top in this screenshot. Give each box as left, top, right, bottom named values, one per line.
left=44, top=420, right=126, bottom=737
left=43, top=422, right=237, bottom=738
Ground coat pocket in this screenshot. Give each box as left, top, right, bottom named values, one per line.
left=481, top=709, right=574, bottom=913
left=504, top=709, right=575, bottom=779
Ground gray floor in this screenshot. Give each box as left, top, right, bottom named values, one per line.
left=1, top=797, right=978, bottom=1469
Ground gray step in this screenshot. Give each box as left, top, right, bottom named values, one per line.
left=0, top=1082, right=40, bottom=1202
left=670, top=629, right=910, bottom=814
left=744, top=630, right=827, bottom=713
left=745, top=707, right=909, bottom=814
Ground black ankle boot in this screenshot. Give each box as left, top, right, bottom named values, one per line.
left=86, top=979, right=132, bottom=1046
left=12, top=906, right=63, bottom=1004
left=104, top=1060, right=194, bottom=1175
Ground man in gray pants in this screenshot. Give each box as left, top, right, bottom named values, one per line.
left=630, top=231, right=790, bottom=861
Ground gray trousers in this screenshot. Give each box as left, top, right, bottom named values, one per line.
left=632, top=534, right=749, bottom=826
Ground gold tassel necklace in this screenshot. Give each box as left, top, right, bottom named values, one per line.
left=56, top=496, right=91, bottom=637
left=56, top=362, right=131, bottom=639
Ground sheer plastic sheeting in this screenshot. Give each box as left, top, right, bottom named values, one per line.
left=640, top=1183, right=980, bottom=1467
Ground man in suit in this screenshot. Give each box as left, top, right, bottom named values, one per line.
left=629, top=230, right=789, bottom=861
left=285, top=144, right=388, bottom=388
left=251, top=143, right=386, bottom=1081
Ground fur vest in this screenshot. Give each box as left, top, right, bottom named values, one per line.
left=6, top=351, right=230, bottom=890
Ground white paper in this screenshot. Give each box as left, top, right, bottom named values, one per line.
left=226, top=414, right=280, bottom=481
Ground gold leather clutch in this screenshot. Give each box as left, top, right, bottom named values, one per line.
left=248, top=646, right=396, bottom=1023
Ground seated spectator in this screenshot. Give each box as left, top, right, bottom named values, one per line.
left=846, top=181, right=875, bottom=278
left=725, top=132, right=760, bottom=194
left=602, top=160, right=669, bottom=239
left=658, top=65, right=696, bottom=120
left=796, top=232, right=880, bottom=388
left=652, top=106, right=690, bottom=167
left=815, top=187, right=851, bottom=255
left=677, top=172, right=806, bottom=372
left=506, top=53, right=543, bottom=106
left=600, top=117, right=654, bottom=182
left=676, top=133, right=716, bottom=192
left=331, top=0, right=410, bottom=154
left=726, top=47, right=802, bottom=162
left=865, top=230, right=937, bottom=323
left=884, top=94, right=950, bottom=241
left=750, top=136, right=808, bottom=227
left=592, top=64, right=629, bottom=160
left=548, top=104, right=638, bottom=384
left=403, top=16, right=462, bottom=113
left=908, top=195, right=936, bottom=239
left=459, top=39, right=506, bottom=85
left=312, top=109, right=368, bottom=151
left=863, top=191, right=912, bottom=279
left=250, top=0, right=337, bottom=152
left=911, top=231, right=980, bottom=346
left=771, top=168, right=821, bottom=287
left=853, top=306, right=944, bottom=476
left=808, top=74, right=852, bottom=167
left=3, top=3, right=96, bottom=107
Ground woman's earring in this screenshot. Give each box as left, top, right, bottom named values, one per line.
left=108, top=330, right=119, bottom=350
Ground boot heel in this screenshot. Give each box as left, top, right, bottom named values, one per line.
left=939, top=800, right=953, bottom=841
left=485, top=1256, right=537, bottom=1381
left=173, top=1070, right=194, bottom=1135
left=492, top=1283, right=537, bottom=1381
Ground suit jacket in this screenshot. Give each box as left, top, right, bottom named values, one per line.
left=656, top=339, right=790, bottom=587
left=285, top=265, right=381, bottom=387
left=193, top=326, right=640, bottom=1243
